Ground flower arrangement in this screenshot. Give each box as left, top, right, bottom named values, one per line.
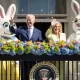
left=16, top=42, right=25, bottom=55
left=0, top=39, right=80, bottom=56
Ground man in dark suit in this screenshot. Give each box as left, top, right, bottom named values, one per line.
left=9, top=14, right=42, bottom=42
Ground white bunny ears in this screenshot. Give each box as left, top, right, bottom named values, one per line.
left=0, top=5, right=5, bottom=19
left=0, top=4, right=16, bottom=20
left=71, top=0, right=80, bottom=16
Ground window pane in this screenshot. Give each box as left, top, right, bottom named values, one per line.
left=17, top=0, right=28, bottom=14
left=49, top=0, right=56, bottom=14
left=29, top=0, right=48, bottom=14
left=16, top=0, right=66, bottom=14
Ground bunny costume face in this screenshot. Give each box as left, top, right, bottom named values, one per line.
left=0, top=4, right=16, bottom=39
left=71, top=0, right=80, bottom=32
left=67, top=0, right=80, bottom=43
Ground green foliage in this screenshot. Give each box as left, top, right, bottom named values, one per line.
left=33, top=45, right=38, bottom=50
left=25, top=46, right=31, bottom=54
left=54, top=45, right=59, bottom=53
left=2, top=45, right=10, bottom=52
left=42, top=43, right=50, bottom=53
left=16, top=46, right=24, bottom=53
left=69, top=44, right=74, bottom=50
left=56, top=41, right=65, bottom=46
left=0, top=39, right=78, bottom=55
left=8, top=42, right=16, bottom=52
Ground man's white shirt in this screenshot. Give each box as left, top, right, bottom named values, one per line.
left=28, top=26, right=34, bottom=39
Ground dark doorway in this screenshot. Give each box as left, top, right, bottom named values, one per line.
left=34, top=22, right=50, bottom=39
left=16, top=22, right=64, bottom=40
left=16, top=22, right=50, bottom=40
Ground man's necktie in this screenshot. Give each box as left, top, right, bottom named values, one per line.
left=28, top=28, right=32, bottom=39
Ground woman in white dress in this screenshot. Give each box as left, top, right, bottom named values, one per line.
left=45, top=19, right=66, bottom=42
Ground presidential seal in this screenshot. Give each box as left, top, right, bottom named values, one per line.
left=29, top=61, right=59, bottom=80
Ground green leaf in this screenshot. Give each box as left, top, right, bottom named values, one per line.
left=54, top=45, right=59, bottom=53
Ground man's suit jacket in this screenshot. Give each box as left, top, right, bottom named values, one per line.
left=9, top=26, right=42, bottom=42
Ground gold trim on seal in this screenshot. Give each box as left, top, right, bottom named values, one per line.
left=29, top=61, right=59, bottom=80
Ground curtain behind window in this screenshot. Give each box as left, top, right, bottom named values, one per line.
left=17, top=0, right=66, bottom=14
left=55, top=0, right=66, bottom=14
